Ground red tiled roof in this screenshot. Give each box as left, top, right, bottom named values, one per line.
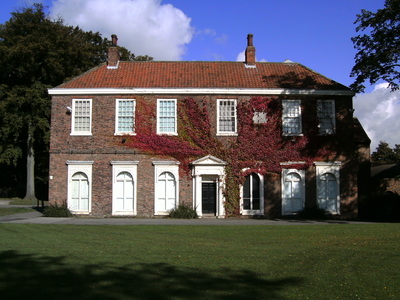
left=58, top=61, right=350, bottom=91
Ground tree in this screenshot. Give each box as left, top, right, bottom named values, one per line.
left=371, top=141, right=398, bottom=163
left=0, top=4, right=151, bottom=202
left=350, top=0, right=400, bottom=92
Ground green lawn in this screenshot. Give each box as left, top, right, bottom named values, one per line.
left=0, top=207, right=33, bottom=216
left=0, top=224, right=399, bottom=299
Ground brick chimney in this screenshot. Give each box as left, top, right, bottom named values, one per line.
left=107, top=34, right=120, bottom=68
left=245, top=34, right=256, bottom=66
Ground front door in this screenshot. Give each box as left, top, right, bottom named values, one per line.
left=202, top=182, right=216, bottom=214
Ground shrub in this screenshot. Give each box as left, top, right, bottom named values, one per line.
left=297, top=207, right=328, bottom=219
left=43, top=202, right=72, bottom=217
left=168, top=204, right=198, bottom=219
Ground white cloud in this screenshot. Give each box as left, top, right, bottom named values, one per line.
left=235, top=50, right=267, bottom=62
left=196, top=28, right=216, bottom=37
left=49, top=0, right=194, bottom=60
left=236, top=50, right=245, bottom=62
left=214, top=33, right=228, bottom=45
left=354, top=83, right=400, bottom=151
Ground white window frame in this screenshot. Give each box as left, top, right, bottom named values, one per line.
left=281, top=168, right=305, bottom=215
left=240, top=172, right=264, bottom=215
left=282, top=100, right=302, bottom=136
left=111, top=161, right=138, bottom=216
left=153, top=161, right=180, bottom=215
left=315, top=162, right=341, bottom=214
left=157, top=99, right=177, bottom=135
left=217, top=99, right=238, bottom=135
left=115, top=99, right=136, bottom=135
left=66, top=161, right=93, bottom=214
left=317, top=100, right=336, bottom=135
left=71, top=99, right=92, bottom=136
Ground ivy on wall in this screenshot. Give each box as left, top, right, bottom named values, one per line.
left=126, top=96, right=333, bottom=216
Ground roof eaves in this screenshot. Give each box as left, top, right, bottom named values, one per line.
left=48, top=87, right=355, bottom=96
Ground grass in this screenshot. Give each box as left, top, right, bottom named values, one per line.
left=0, top=197, right=48, bottom=206
left=0, top=207, right=33, bottom=216
left=0, top=224, right=399, bottom=299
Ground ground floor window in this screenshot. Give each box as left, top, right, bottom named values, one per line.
left=316, top=162, right=340, bottom=214
left=241, top=172, right=264, bottom=215
left=153, top=161, right=180, bottom=215
left=156, top=171, right=176, bottom=212
left=282, top=168, right=305, bottom=215
left=111, top=161, right=138, bottom=216
left=71, top=172, right=89, bottom=211
left=67, top=161, right=93, bottom=214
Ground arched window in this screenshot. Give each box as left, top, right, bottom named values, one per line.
left=115, top=172, right=134, bottom=212
left=318, top=172, right=338, bottom=212
left=156, top=171, right=176, bottom=213
left=243, top=173, right=261, bottom=211
left=282, top=170, right=305, bottom=214
left=71, top=172, right=89, bottom=212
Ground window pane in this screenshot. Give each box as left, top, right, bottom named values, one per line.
left=243, top=175, right=251, bottom=210
left=252, top=174, right=260, bottom=210
left=318, top=172, right=338, bottom=211
left=74, top=100, right=91, bottom=132
left=71, top=172, right=89, bottom=211
left=157, top=172, right=176, bottom=212
left=283, top=101, right=301, bottom=135
left=243, top=173, right=261, bottom=211
left=118, top=100, right=135, bottom=132
left=158, top=100, right=176, bottom=133
left=219, top=100, right=236, bottom=133
left=283, top=171, right=303, bottom=213
left=318, top=100, right=335, bottom=134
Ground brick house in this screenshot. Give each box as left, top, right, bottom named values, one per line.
left=48, top=34, right=370, bottom=218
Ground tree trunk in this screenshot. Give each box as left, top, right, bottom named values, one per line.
left=24, top=127, right=37, bottom=204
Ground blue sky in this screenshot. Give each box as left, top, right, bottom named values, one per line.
left=1, top=0, right=398, bottom=150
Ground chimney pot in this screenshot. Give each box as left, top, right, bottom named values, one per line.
left=247, top=34, right=254, bottom=47
left=245, top=33, right=256, bottom=66
left=111, top=34, right=118, bottom=46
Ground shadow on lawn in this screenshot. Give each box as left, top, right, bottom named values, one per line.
left=0, top=250, right=302, bottom=299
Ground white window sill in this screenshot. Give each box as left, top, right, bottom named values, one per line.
left=217, top=133, right=238, bottom=137
left=112, top=211, right=136, bottom=216
left=70, top=211, right=91, bottom=214
left=70, top=133, right=92, bottom=136
left=114, top=132, right=136, bottom=136
left=282, top=133, right=304, bottom=137
left=154, top=212, right=170, bottom=216
left=157, top=133, right=178, bottom=136
left=241, top=211, right=264, bottom=216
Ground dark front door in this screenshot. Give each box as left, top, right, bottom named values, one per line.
left=202, top=182, right=216, bottom=214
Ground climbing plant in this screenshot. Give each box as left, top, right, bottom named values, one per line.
left=126, top=96, right=333, bottom=216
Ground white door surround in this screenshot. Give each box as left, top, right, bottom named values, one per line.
left=191, top=155, right=227, bottom=218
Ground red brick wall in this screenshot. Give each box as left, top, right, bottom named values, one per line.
left=49, top=93, right=361, bottom=217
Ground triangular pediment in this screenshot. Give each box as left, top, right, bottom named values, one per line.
left=191, top=155, right=227, bottom=166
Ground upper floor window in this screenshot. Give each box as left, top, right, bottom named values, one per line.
left=115, top=99, right=135, bottom=135
left=282, top=100, right=302, bottom=136
left=71, top=99, right=92, bottom=135
left=317, top=100, right=336, bottom=135
left=217, top=99, right=237, bottom=135
left=157, top=99, right=177, bottom=135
